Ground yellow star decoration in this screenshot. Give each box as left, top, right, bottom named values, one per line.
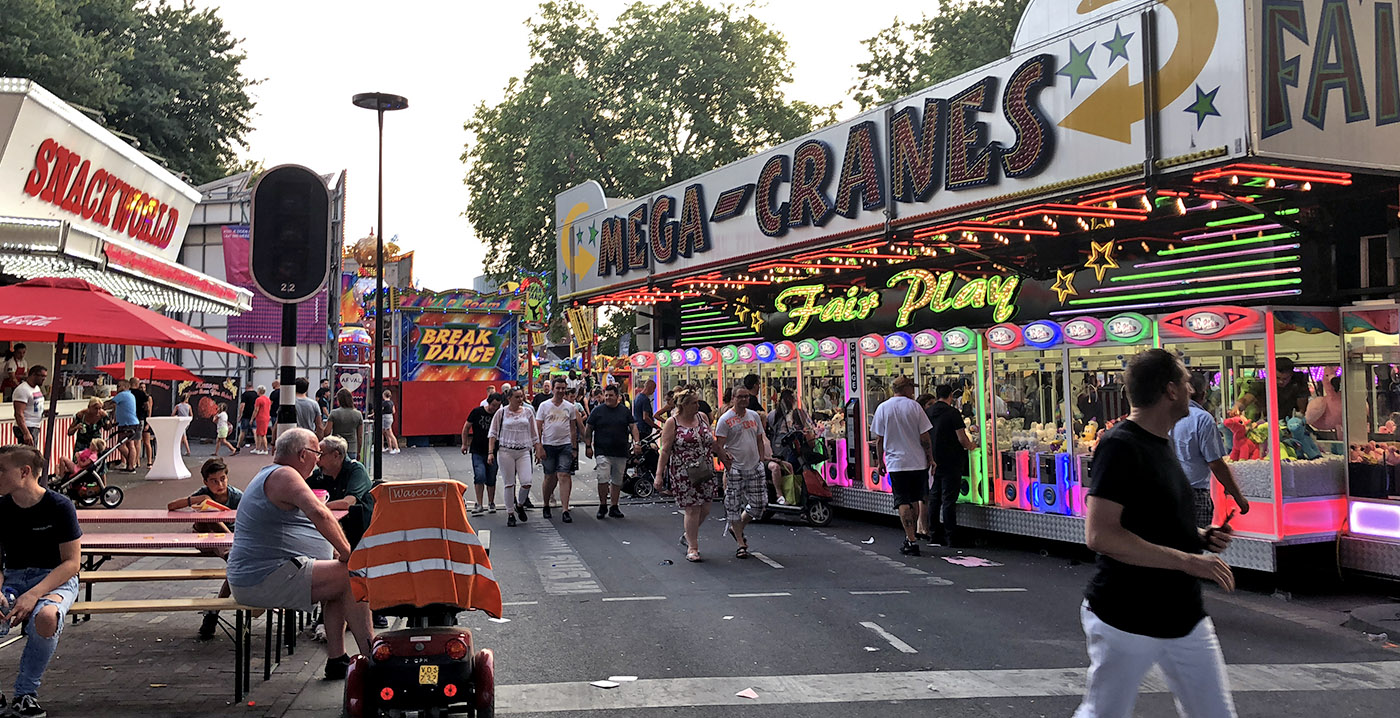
left=1085, top=240, right=1118, bottom=282
left=1051, top=269, right=1078, bottom=304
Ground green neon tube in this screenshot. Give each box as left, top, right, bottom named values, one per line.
left=1068, top=278, right=1301, bottom=305
left=1110, top=255, right=1298, bottom=282
left=685, top=330, right=758, bottom=340
left=1157, top=231, right=1300, bottom=256
left=975, top=333, right=988, bottom=503
left=1204, top=207, right=1300, bottom=227
left=681, top=301, right=706, bottom=308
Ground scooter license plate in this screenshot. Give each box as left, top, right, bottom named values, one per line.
left=419, top=665, right=439, bottom=685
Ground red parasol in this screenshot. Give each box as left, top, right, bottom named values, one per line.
left=0, top=278, right=253, bottom=355
left=96, top=358, right=200, bottom=383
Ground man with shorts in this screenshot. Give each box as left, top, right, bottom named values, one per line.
left=111, top=379, right=139, bottom=472
left=463, top=393, right=501, bottom=514
left=1075, top=349, right=1238, bottom=717
left=0, top=444, right=82, bottom=718
left=585, top=385, right=640, bottom=520
left=237, top=383, right=258, bottom=450
left=715, top=385, right=767, bottom=559
left=536, top=378, right=581, bottom=522
left=227, top=428, right=373, bottom=679
left=9, top=366, right=46, bottom=449
left=870, top=375, right=932, bottom=557
left=131, top=378, right=153, bottom=467
left=926, top=383, right=977, bottom=547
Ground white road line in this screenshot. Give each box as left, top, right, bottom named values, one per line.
left=529, top=520, right=603, bottom=594
left=860, top=621, right=918, bottom=654
left=727, top=592, right=792, bottom=598
left=503, top=601, right=539, bottom=606
left=849, top=590, right=911, bottom=595
left=750, top=552, right=785, bottom=569
left=966, top=588, right=1028, bottom=593
left=600, top=596, right=668, bottom=602
left=495, top=661, right=1400, bottom=713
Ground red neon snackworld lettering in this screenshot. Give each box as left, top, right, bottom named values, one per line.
left=22, top=137, right=181, bottom=250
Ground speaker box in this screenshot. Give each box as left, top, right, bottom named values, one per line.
left=994, top=450, right=1033, bottom=510
left=958, top=448, right=989, bottom=505
left=1031, top=452, right=1073, bottom=515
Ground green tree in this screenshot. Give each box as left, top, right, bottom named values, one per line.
left=463, top=0, right=834, bottom=284
left=595, top=308, right=636, bottom=357
left=851, top=0, right=1030, bottom=110
left=0, top=0, right=256, bottom=184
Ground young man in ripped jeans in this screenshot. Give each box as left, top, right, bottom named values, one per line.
left=0, top=444, right=83, bottom=718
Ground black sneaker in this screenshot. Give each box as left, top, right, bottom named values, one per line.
left=12, top=694, right=45, bottom=718
left=523, top=498, right=536, bottom=509
left=561, top=510, right=572, bottom=523
left=542, top=505, right=552, bottom=519
left=900, top=540, right=921, bottom=557
left=1, top=692, right=8, bottom=716
left=515, top=505, right=527, bottom=522
left=608, top=505, right=624, bottom=519
left=325, top=654, right=351, bottom=680
left=597, top=506, right=608, bottom=519
left=507, top=514, right=517, bottom=527
left=373, top=614, right=389, bottom=629
left=198, top=611, right=220, bottom=640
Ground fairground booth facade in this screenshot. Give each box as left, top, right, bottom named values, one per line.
left=556, top=0, right=1400, bottom=578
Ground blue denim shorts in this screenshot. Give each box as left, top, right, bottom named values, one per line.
left=1, top=567, right=79, bottom=637
left=542, top=444, right=575, bottom=474
left=472, top=452, right=498, bottom=486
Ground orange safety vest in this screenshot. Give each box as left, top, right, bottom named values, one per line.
left=349, top=480, right=502, bottom=618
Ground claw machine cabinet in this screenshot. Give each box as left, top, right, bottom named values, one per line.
left=756, top=340, right=801, bottom=419
left=627, top=351, right=659, bottom=410
left=797, top=338, right=850, bottom=488
left=911, top=328, right=989, bottom=505
left=691, top=346, right=723, bottom=418
left=986, top=321, right=1073, bottom=514
left=1339, top=306, right=1400, bottom=577
left=1063, top=312, right=1155, bottom=516
left=857, top=332, right=918, bottom=493
left=1158, top=306, right=1346, bottom=541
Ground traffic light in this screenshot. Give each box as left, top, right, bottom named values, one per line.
left=250, top=165, right=332, bottom=303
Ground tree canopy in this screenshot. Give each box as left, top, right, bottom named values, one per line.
left=851, top=0, right=1030, bottom=110
left=0, top=0, right=256, bottom=184
left=463, top=0, right=834, bottom=285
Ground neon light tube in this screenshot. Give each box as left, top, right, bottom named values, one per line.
left=683, top=331, right=759, bottom=341
left=1350, top=501, right=1400, bottom=540
left=1067, top=278, right=1301, bottom=305
left=682, top=320, right=742, bottom=330
left=1110, top=255, right=1298, bottom=282
left=1091, top=267, right=1299, bottom=293
left=680, top=311, right=724, bottom=319
left=1049, top=289, right=1301, bottom=315
left=1134, top=243, right=1299, bottom=268
left=1158, top=231, right=1300, bottom=255
left=1204, top=208, right=1300, bottom=227
left=1181, top=223, right=1282, bottom=241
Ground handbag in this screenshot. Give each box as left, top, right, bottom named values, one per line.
left=683, top=462, right=714, bottom=487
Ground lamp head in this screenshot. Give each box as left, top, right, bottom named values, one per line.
left=352, top=92, right=409, bottom=111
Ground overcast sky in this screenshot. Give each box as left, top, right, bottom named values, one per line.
left=194, top=0, right=927, bottom=291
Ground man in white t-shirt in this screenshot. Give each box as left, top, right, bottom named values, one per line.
left=536, top=377, right=582, bottom=522
left=715, top=384, right=768, bottom=559
left=11, top=365, right=49, bottom=447
left=870, top=375, right=933, bottom=557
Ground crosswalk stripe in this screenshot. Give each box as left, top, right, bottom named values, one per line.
left=750, top=552, right=784, bottom=569
left=727, top=592, right=791, bottom=598
left=495, top=661, right=1400, bottom=714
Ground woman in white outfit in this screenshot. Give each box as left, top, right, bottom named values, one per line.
left=488, top=387, right=543, bottom=527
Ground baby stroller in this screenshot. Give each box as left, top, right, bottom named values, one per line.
left=622, top=432, right=661, bottom=499
left=761, top=433, right=834, bottom=526
left=48, top=440, right=125, bottom=509
left=345, top=479, right=499, bottom=718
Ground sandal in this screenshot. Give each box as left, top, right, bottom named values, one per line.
left=735, top=546, right=750, bottom=559
left=686, top=550, right=702, bottom=562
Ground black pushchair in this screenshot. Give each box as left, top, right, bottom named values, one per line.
left=48, top=439, right=125, bottom=509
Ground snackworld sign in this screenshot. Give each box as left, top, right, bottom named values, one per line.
left=557, top=0, right=1255, bottom=299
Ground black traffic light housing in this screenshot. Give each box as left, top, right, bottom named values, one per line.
left=250, top=165, right=332, bottom=303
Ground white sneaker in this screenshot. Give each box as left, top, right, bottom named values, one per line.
left=312, top=623, right=326, bottom=643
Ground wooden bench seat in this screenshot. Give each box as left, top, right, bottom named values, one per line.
left=79, top=568, right=227, bottom=584
left=81, top=547, right=204, bottom=557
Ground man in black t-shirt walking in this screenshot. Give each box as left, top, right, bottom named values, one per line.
left=585, top=385, right=641, bottom=519
left=462, top=393, right=501, bottom=515
left=925, top=384, right=977, bottom=548
left=237, top=386, right=258, bottom=449
left=1076, top=348, right=1238, bottom=717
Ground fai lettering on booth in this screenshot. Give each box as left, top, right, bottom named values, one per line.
left=416, top=327, right=502, bottom=366
left=593, top=54, right=1057, bottom=278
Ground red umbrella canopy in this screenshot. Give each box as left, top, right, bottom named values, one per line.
left=96, top=357, right=201, bottom=382
left=0, top=278, right=253, bottom=356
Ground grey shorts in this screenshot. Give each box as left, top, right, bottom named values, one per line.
left=542, top=444, right=575, bottom=475
left=229, top=556, right=318, bottom=613
left=596, top=455, right=628, bottom=485
left=723, top=465, right=768, bottom=522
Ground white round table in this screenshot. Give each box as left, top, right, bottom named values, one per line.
left=145, top=416, right=192, bottom=481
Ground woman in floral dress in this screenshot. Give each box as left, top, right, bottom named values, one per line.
left=655, top=389, right=716, bottom=562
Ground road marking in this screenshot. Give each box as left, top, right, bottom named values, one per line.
left=529, top=520, right=603, bottom=594
left=600, top=596, right=668, bottom=602
left=966, top=588, right=1027, bottom=593
left=495, top=661, right=1400, bottom=713
left=849, top=590, right=910, bottom=596
left=750, top=552, right=785, bottom=569
left=503, top=601, right=539, bottom=606
left=859, top=621, right=918, bottom=654
left=813, top=530, right=953, bottom=585
left=727, top=592, right=791, bottom=598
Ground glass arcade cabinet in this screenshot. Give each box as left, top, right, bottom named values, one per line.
left=986, top=321, right=1073, bottom=515
left=1340, top=306, right=1400, bottom=568
left=858, top=333, right=917, bottom=494
left=909, top=328, right=990, bottom=505
left=797, top=338, right=850, bottom=489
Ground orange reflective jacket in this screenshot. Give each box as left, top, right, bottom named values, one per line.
left=349, top=480, right=502, bottom=618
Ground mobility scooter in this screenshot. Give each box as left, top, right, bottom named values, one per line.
left=761, top=433, right=834, bottom=526
left=345, top=479, right=501, bottom=718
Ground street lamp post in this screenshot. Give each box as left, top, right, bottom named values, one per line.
left=352, top=92, right=408, bottom=485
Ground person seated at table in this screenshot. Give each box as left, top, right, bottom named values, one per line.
left=0, top=444, right=82, bottom=718
left=307, top=435, right=384, bottom=630
left=226, top=429, right=373, bottom=679
left=167, top=457, right=242, bottom=639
